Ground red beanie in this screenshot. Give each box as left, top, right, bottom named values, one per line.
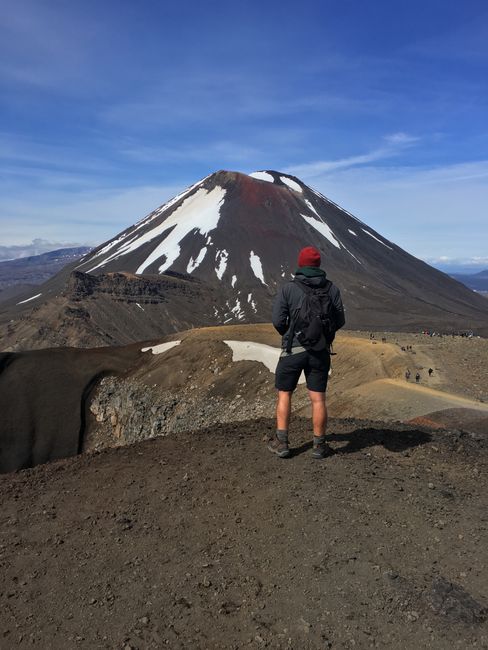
left=298, top=246, right=321, bottom=268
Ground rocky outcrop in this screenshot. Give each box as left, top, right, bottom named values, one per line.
left=85, top=374, right=278, bottom=452
left=65, top=270, right=201, bottom=303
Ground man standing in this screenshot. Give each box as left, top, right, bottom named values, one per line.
left=269, top=246, right=345, bottom=459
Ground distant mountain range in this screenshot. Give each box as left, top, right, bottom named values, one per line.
left=450, top=270, right=488, bottom=293
left=0, top=247, right=91, bottom=302
left=1, top=170, right=487, bottom=350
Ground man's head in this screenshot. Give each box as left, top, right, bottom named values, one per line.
left=298, top=246, right=321, bottom=268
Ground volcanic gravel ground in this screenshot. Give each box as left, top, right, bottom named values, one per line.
left=1, top=417, right=487, bottom=649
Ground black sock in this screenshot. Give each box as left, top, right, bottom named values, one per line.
left=276, top=429, right=288, bottom=442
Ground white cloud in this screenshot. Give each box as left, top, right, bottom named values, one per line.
left=0, top=239, right=90, bottom=261
left=424, top=256, right=488, bottom=269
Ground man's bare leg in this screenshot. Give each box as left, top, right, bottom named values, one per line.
left=268, top=391, right=292, bottom=458
left=276, top=390, right=292, bottom=431
left=308, top=390, right=331, bottom=458
left=308, top=390, right=327, bottom=436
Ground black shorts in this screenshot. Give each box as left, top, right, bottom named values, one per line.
left=275, top=350, right=330, bottom=392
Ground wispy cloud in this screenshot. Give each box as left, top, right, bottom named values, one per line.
left=285, top=132, right=420, bottom=177
left=383, top=132, right=420, bottom=145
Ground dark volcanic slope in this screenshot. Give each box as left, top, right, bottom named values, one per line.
left=0, top=344, right=142, bottom=473
left=1, top=420, right=487, bottom=649
left=1, top=171, right=487, bottom=350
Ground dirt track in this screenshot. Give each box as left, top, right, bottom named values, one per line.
left=1, top=417, right=487, bottom=649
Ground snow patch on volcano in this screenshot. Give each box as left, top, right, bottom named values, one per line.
left=348, top=229, right=357, bottom=236
left=247, top=293, right=258, bottom=313
left=87, top=186, right=226, bottom=274
left=86, top=176, right=212, bottom=269
left=83, top=233, right=133, bottom=268
left=187, top=247, right=208, bottom=273
left=134, top=174, right=210, bottom=232
left=280, top=176, right=302, bottom=192
left=300, top=213, right=340, bottom=249
left=215, top=249, right=229, bottom=280
left=250, top=251, right=267, bottom=285
left=362, top=229, right=393, bottom=250
left=250, top=171, right=274, bottom=183
left=304, top=199, right=320, bottom=217
left=136, top=186, right=226, bottom=274
left=231, top=299, right=245, bottom=320
left=341, top=244, right=362, bottom=265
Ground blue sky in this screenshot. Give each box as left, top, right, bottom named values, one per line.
left=1, top=0, right=487, bottom=268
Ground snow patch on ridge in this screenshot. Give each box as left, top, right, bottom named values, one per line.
left=223, top=341, right=305, bottom=384
left=250, top=171, right=274, bottom=183
left=215, top=249, right=229, bottom=280
left=361, top=229, right=393, bottom=250
left=141, top=340, right=181, bottom=354
left=249, top=251, right=267, bottom=285
left=280, top=176, right=302, bottom=192
left=187, top=247, right=207, bottom=273
left=348, top=229, right=357, bottom=236
left=231, top=275, right=237, bottom=288
left=17, top=293, right=42, bottom=305
left=300, top=214, right=340, bottom=249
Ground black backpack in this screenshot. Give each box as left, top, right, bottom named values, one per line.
left=286, top=279, right=334, bottom=353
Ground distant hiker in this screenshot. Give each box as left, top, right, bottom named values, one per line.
left=269, top=246, right=345, bottom=459
left=415, top=372, right=420, bottom=383
left=428, top=368, right=434, bottom=377
left=405, top=369, right=411, bottom=381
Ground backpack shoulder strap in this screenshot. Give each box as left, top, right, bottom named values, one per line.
left=293, top=278, right=314, bottom=294
left=320, top=279, right=333, bottom=294
left=285, top=280, right=306, bottom=353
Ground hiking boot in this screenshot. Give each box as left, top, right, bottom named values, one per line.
left=267, top=436, right=290, bottom=458
left=312, top=437, right=333, bottom=459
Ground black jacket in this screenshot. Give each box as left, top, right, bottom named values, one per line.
left=272, top=270, right=345, bottom=350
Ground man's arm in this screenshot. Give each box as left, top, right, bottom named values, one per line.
left=272, top=285, right=290, bottom=335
